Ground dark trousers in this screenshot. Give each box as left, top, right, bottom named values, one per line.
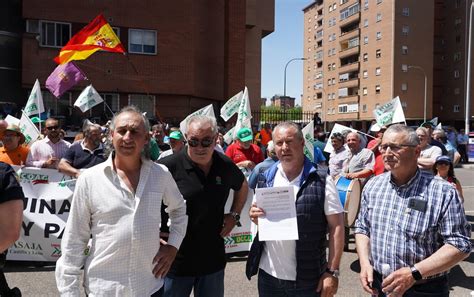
left=258, top=269, right=321, bottom=297
left=373, top=270, right=449, bottom=297
left=458, top=144, right=468, bottom=163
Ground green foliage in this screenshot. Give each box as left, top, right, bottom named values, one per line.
left=260, top=106, right=303, bottom=122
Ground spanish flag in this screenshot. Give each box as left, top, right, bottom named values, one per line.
left=54, top=14, right=126, bottom=64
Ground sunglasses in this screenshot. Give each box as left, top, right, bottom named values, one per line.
left=46, top=126, right=59, bottom=130
left=187, top=138, right=214, bottom=148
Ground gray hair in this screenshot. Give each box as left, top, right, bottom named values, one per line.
left=186, top=115, right=218, bottom=135
left=272, top=122, right=304, bottom=141
left=83, top=123, right=101, bottom=138
left=346, top=131, right=361, bottom=141
left=416, top=127, right=429, bottom=137
left=432, top=128, right=445, bottom=138
left=105, top=105, right=151, bottom=159
left=267, top=140, right=275, bottom=154
left=387, top=124, right=420, bottom=145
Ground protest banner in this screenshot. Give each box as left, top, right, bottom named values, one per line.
left=74, top=85, right=104, bottom=112
left=24, top=79, right=45, bottom=117
left=220, top=90, right=243, bottom=122
left=179, top=104, right=216, bottom=136
left=324, top=123, right=356, bottom=153
left=302, top=120, right=314, bottom=162
left=373, top=96, right=406, bottom=126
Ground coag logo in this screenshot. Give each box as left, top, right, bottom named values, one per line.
left=20, top=172, right=49, bottom=184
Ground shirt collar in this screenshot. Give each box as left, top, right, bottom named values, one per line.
left=80, top=140, right=103, bottom=153
left=276, top=162, right=304, bottom=184
left=389, top=168, right=420, bottom=189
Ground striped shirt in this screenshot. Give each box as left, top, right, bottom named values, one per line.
left=26, top=137, right=71, bottom=168
left=355, top=170, right=471, bottom=277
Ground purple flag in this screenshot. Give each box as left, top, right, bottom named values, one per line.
left=45, top=62, right=87, bottom=98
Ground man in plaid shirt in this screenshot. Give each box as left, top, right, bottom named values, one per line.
left=355, top=124, right=471, bottom=297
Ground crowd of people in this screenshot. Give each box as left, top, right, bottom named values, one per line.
left=0, top=109, right=471, bottom=296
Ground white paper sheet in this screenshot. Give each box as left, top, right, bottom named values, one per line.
left=255, top=186, right=299, bottom=241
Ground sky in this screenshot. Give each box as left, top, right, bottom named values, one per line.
left=261, top=0, right=313, bottom=106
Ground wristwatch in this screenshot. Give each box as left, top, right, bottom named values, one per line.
left=230, top=211, right=242, bottom=227
left=325, top=268, right=340, bottom=278
left=410, top=266, right=422, bottom=281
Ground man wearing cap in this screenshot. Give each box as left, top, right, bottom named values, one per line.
left=367, top=124, right=386, bottom=176
left=58, top=123, right=105, bottom=178
left=26, top=118, right=70, bottom=168
left=0, top=124, right=29, bottom=166
left=158, top=131, right=185, bottom=160
left=225, top=127, right=264, bottom=170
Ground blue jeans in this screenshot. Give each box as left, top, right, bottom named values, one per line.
left=163, top=269, right=224, bottom=297
left=258, top=269, right=320, bottom=297
left=373, top=270, right=449, bottom=297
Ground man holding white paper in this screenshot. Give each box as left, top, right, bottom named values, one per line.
left=246, top=122, right=344, bottom=297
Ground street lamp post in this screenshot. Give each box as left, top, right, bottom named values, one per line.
left=408, top=65, right=428, bottom=123
left=284, top=58, right=306, bottom=97
left=465, top=1, right=473, bottom=135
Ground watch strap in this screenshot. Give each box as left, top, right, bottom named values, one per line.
left=410, top=266, right=422, bottom=281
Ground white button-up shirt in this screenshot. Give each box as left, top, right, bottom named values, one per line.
left=26, top=137, right=71, bottom=167
left=55, top=155, right=188, bottom=296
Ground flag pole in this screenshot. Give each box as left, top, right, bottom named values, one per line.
left=36, top=82, right=42, bottom=133
left=103, top=101, right=115, bottom=117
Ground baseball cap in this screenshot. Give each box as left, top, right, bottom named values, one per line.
left=30, top=116, right=45, bottom=124
left=435, top=155, right=452, bottom=164
left=169, top=131, right=183, bottom=140
left=4, top=124, right=26, bottom=144
left=237, top=127, right=253, bottom=142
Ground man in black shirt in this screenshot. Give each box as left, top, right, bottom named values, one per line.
left=0, top=162, right=24, bottom=296
left=58, top=123, right=106, bottom=178
left=159, top=115, right=248, bottom=297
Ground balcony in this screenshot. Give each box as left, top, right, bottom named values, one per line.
left=339, top=61, right=359, bottom=73
left=338, top=77, right=359, bottom=89
left=340, top=28, right=359, bottom=41
left=338, top=94, right=359, bottom=102
left=339, top=45, right=359, bottom=59
left=340, top=12, right=360, bottom=28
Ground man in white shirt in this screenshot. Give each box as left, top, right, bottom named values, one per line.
left=416, top=127, right=442, bottom=172
left=26, top=118, right=71, bottom=168
left=55, top=106, right=188, bottom=296
left=247, top=122, right=344, bottom=297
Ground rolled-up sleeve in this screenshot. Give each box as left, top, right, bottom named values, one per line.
left=439, top=186, right=472, bottom=254
left=162, top=170, right=188, bottom=250
left=55, top=176, right=91, bottom=296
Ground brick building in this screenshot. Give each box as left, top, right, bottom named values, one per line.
left=302, top=0, right=474, bottom=131
left=270, top=95, right=296, bottom=109
left=9, top=0, right=274, bottom=126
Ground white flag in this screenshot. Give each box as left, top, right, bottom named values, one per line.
left=324, top=123, right=357, bottom=153
left=19, top=111, right=41, bottom=146
left=436, top=122, right=442, bottom=129
left=373, top=96, right=406, bottom=126
left=74, top=85, right=104, bottom=112
left=430, top=117, right=438, bottom=126
left=302, top=121, right=314, bottom=162
left=223, top=127, right=235, bottom=145
left=179, top=104, right=216, bottom=136
left=232, top=86, right=253, bottom=139
left=220, top=90, right=243, bottom=121
left=24, top=79, right=45, bottom=116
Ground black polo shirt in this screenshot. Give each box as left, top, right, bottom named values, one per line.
left=0, top=162, right=24, bottom=204
left=159, top=148, right=245, bottom=276
left=62, top=141, right=106, bottom=169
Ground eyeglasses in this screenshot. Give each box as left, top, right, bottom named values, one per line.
left=379, top=143, right=417, bottom=153
left=46, top=126, right=59, bottom=130
left=187, top=138, right=214, bottom=148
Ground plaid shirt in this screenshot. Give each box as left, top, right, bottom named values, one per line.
left=355, top=170, right=471, bottom=277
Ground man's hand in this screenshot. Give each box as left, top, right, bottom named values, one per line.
left=220, top=214, right=236, bottom=237
left=249, top=202, right=265, bottom=225
left=152, top=244, right=178, bottom=279
left=359, top=263, right=378, bottom=295
left=43, top=157, right=58, bottom=168
left=382, top=267, right=415, bottom=296
left=316, top=273, right=338, bottom=297
left=238, top=160, right=256, bottom=170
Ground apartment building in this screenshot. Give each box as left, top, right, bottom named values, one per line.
left=303, top=0, right=473, bottom=130
left=12, top=0, right=274, bottom=126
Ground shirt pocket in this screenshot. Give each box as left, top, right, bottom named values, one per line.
left=398, top=210, right=435, bottom=240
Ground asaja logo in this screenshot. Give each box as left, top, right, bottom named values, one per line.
left=51, top=243, right=61, bottom=258
left=20, top=172, right=49, bottom=185
left=11, top=241, right=44, bottom=256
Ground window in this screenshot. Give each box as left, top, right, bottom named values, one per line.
left=26, top=19, right=39, bottom=33
left=341, top=0, right=349, bottom=4
left=333, top=3, right=337, bottom=10
left=454, top=18, right=462, bottom=27
left=375, top=67, right=381, bottom=76
left=453, top=105, right=460, bottom=112
left=112, top=27, right=120, bottom=38
left=376, top=13, right=382, bottom=22
left=455, top=0, right=461, bottom=8
left=456, top=35, right=461, bottom=43
left=128, top=94, right=155, bottom=117
left=363, top=87, right=368, bottom=95
left=364, top=36, right=368, bottom=44
left=101, top=93, right=120, bottom=113
left=362, top=104, right=367, bottom=112
left=402, top=64, right=408, bottom=72
left=329, top=5, right=333, bottom=12
left=42, top=92, right=71, bottom=116
left=348, top=103, right=358, bottom=112
left=338, top=104, right=348, bottom=113
left=332, top=63, right=337, bottom=70
left=376, top=32, right=382, bottom=40
left=375, top=85, right=381, bottom=94
left=364, top=19, right=369, bottom=27
left=363, top=53, right=368, bottom=61
left=454, top=52, right=461, bottom=62
left=454, top=70, right=460, bottom=78
left=340, top=3, right=360, bottom=20
left=402, top=7, right=410, bottom=16
left=129, top=29, right=157, bottom=54
left=316, top=50, right=323, bottom=60
left=40, top=21, right=70, bottom=47
left=363, top=70, right=368, bottom=78
left=376, top=49, right=381, bottom=58
left=364, top=0, right=369, bottom=9
left=377, top=0, right=382, bottom=4
left=332, top=78, right=336, bottom=84
left=348, top=37, right=359, bottom=48
left=401, top=83, right=407, bottom=91
left=328, top=79, right=332, bottom=86
left=402, top=45, right=408, bottom=55
left=402, top=25, right=410, bottom=36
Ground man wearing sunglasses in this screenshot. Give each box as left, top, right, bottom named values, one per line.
left=159, top=115, right=248, bottom=297
left=26, top=118, right=71, bottom=168
left=355, top=124, right=471, bottom=297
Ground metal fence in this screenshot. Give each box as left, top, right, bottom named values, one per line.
left=250, top=110, right=315, bottom=127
